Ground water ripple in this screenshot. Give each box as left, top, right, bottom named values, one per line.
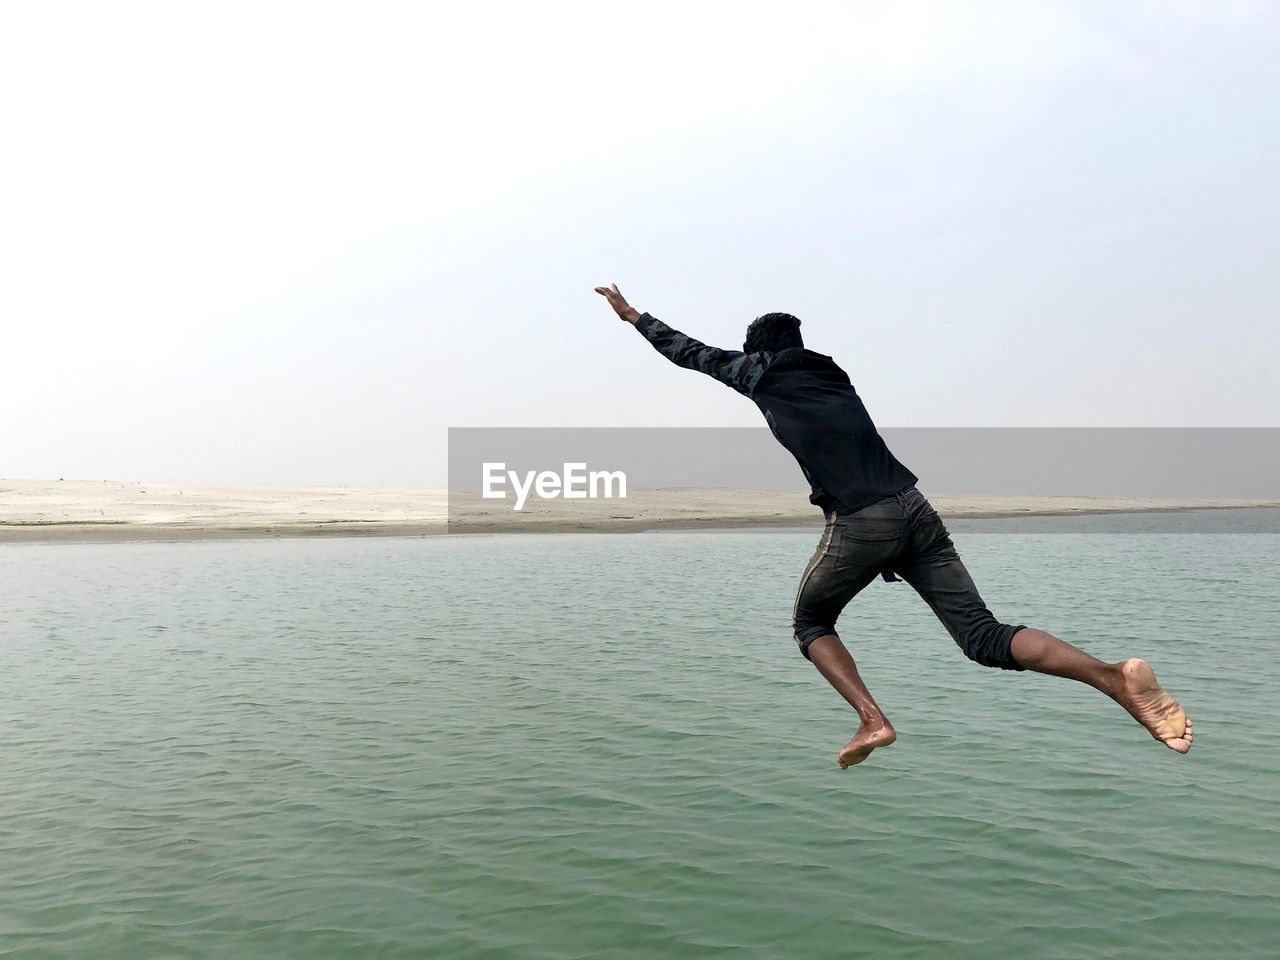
left=1, top=530, right=1277, bottom=958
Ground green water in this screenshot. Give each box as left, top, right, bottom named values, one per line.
left=2, top=524, right=1278, bottom=958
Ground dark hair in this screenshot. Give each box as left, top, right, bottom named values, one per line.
left=743, top=312, right=803, bottom=352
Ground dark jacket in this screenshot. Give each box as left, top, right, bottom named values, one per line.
left=635, top=312, right=917, bottom=514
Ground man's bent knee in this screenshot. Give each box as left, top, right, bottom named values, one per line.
left=957, top=620, right=1027, bottom=671
left=794, top=623, right=838, bottom=662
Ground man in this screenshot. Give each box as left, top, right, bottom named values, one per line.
left=595, top=283, right=1192, bottom=768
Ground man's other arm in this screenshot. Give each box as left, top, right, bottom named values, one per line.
left=594, top=284, right=770, bottom=396
left=634, top=313, right=772, bottom=396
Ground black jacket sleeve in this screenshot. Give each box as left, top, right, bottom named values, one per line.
left=634, top=313, right=774, bottom=397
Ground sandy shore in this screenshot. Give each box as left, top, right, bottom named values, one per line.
left=0, top=480, right=449, bottom=542
left=1, top=479, right=1277, bottom=543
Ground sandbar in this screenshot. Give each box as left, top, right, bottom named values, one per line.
left=1, top=479, right=1276, bottom=543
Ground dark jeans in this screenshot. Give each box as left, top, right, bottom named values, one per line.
left=792, top=486, right=1026, bottom=670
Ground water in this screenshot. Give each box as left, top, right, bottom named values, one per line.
left=2, top=518, right=1278, bottom=958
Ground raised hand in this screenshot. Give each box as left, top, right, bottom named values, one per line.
left=594, top=283, right=641, bottom=325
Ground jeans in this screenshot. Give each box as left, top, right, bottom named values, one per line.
left=792, top=486, right=1026, bottom=669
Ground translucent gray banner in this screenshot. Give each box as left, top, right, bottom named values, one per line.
left=447, top=427, right=1280, bottom=533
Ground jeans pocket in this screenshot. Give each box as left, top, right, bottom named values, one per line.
left=834, top=520, right=905, bottom=569
left=839, top=516, right=905, bottom=542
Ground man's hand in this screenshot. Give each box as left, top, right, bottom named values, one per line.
left=594, top=283, right=641, bottom=325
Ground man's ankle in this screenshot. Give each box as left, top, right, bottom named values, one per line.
left=1100, top=661, right=1126, bottom=699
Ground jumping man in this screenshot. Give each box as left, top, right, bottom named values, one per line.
left=595, top=283, right=1193, bottom=768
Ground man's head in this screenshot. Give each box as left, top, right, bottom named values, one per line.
left=743, top=312, right=803, bottom=353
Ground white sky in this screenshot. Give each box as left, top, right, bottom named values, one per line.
left=2, top=0, right=1276, bottom=484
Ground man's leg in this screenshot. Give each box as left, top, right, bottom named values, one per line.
left=792, top=507, right=908, bottom=768
left=806, top=635, right=898, bottom=768
left=1008, top=628, right=1193, bottom=753
left=897, top=491, right=1194, bottom=753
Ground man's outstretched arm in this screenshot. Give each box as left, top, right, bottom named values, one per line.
left=594, top=283, right=771, bottom=396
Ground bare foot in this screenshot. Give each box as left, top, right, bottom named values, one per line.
left=836, top=718, right=897, bottom=769
left=1113, top=658, right=1193, bottom=753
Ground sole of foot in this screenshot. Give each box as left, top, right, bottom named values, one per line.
left=837, top=724, right=897, bottom=769
left=1117, top=658, right=1193, bottom=754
